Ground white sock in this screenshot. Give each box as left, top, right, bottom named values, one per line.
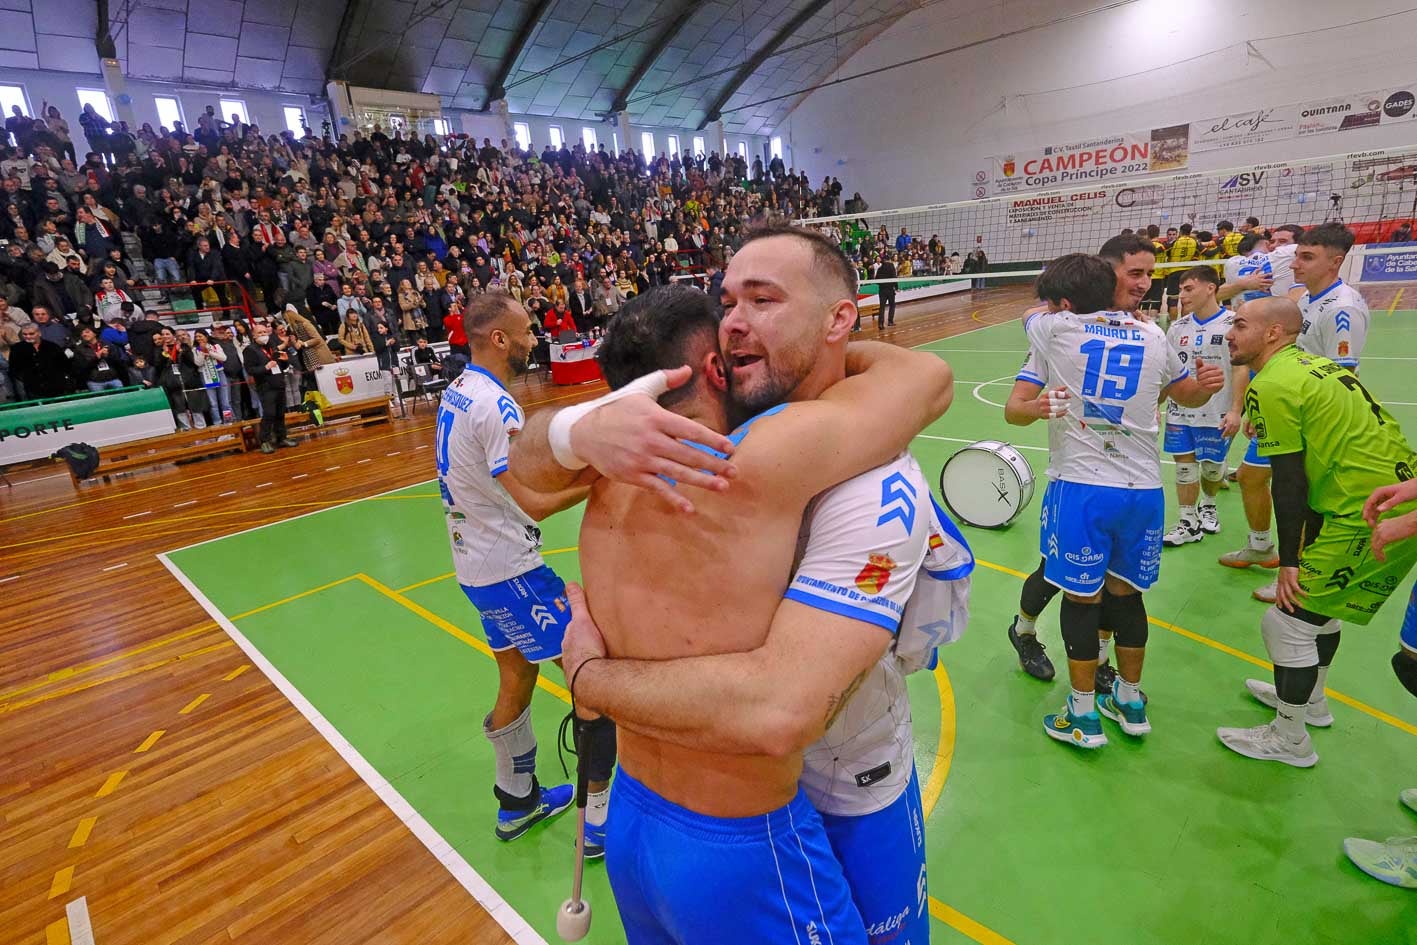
left=1016, top=612, right=1037, bottom=636
left=1116, top=677, right=1141, bottom=705
left=1274, top=700, right=1308, bottom=743
left=1249, top=529, right=1273, bottom=551
left=1098, top=637, right=1112, bottom=665
left=586, top=788, right=610, bottom=828
left=1179, top=504, right=1198, bottom=525
left=1069, top=688, right=1095, bottom=716
left=1311, top=666, right=1330, bottom=705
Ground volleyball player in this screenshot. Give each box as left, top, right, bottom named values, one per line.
left=1005, top=234, right=1157, bottom=686
left=1221, top=232, right=1272, bottom=310
left=1010, top=254, right=1223, bottom=749
left=1221, top=223, right=1370, bottom=605
left=1161, top=267, right=1248, bottom=546
left=1164, top=223, right=1201, bottom=319
left=435, top=294, right=616, bottom=852
left=1217, top=297, right=1417, bottom=767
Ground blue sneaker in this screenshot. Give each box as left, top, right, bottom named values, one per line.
left=583, top=819, right=606, bottom=860
left=496, top=782, right=574, bottom=842
left=1043, top=701, right=1108, bottom=749
left=1098, top=680, right=1152, bottom=736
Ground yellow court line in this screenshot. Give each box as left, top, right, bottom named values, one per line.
left=393, top=546, right=579, bottom=594
left=179, top=693, right=210, bottom=715
left=47, top=866, right=74, bottom=900
left=931, top=899, right=1017, bottom=945
left=134, top=730, right=164, bottom=753
left=95, top=771, right=126, bottom=798
left=1387, top=288, right=1405, bottom=316
left=45, top=917, right=70, bottom=945
left=223, top=665, right=250, bottom=682
left=68, top=816, right=97, bottom=849
left=975, top=558, right=1417, bottom=738
left=0, top=642, right=235, bottom=715
left=919, top=661, right=956, bottom=818
left=0, top=623, right=218, bottom=701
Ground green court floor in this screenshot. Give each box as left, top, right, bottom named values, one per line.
left=161, top=315, right=1417, bottom=945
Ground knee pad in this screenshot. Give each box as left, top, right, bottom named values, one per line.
left=1316, top=627, right=1342, bottom=666
left=1394, top=651, right=1417, bottom=699
left=1261, top=607, right=1333, bottom=668
left=1020, top=565, right=1060, bottom=619
left=1102, top=591, right=1148, bottom=648
left=1059, top=597, right=1103, bottom=661
left=1200, top=461, right=1225, bottom=483
left=1274, top=663, right=1320, bottom=705
left=1174, top=461, right=1200, bottom=485
left=581, top=715, right=617, bottom=783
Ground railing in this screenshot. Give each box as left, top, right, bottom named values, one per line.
left=136, top=279, right=257, bottom=330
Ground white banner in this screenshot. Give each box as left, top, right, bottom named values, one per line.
left=1190, top=106, right=1299, bottom=153
left=315, top=357, right=388, bottom=405
left=0, top=387, right=175, bottom=464
left=984, top=125, right=1189, bottom=196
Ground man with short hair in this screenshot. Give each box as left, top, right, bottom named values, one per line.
left=9, top=322, right=71, bottom=398
left=1161, top=266, right=1249, bottom=546
left=1221, top=223, right=1370, bottom=603
left=1217, top=297, right=1417, bottom=767
left=1221, top=232, right=1272, bottom=310
left=1218, top=220, right=1242, bottom=257
left=510, top=226, right=955, bottom=942
left=241, top=320, right=296, bottom=453
left=1005, top=254, right=1223, bottom=749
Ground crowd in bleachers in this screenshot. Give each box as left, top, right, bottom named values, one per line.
left=0, top=101, right=860, bottom=431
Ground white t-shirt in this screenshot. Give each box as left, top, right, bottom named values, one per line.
left=1022, top=309, right=1187, bottom=490
left=436, top=365, right=544, bottom=587
left=1298, top=279, right=1369, bottom=370
left=1165, top=307, right=1236, bottom=427
left=1267, top=243, right=1298, bottom=297
left=792, top=451, right=932, bottom=817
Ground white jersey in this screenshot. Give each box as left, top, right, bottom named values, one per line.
left=435, top=365, right=544, bottom=587
left=791, top=451, right=933, bottom=817
left=1267, top=243, right=1297, bottom=297
left=1165, top=307, right=1235, bottom=427
left=1298, top=279, right=1369, bottom=370
left=1022, top=309, right=1187, bottom=490
left=1227, top=251, right=1273, bottom=308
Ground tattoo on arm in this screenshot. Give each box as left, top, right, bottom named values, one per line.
left=824, top=670, right=869, bottom=728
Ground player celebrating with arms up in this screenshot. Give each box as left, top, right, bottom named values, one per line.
left=1009, top=254, right=1223, bottom=749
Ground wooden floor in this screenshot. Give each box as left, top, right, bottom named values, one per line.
left=0, top=286, right=1032, bottom=945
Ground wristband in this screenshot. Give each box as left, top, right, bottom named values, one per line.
left=546, top=368, right=675, bottom=469
left=569, top=656, right=605, bottom=702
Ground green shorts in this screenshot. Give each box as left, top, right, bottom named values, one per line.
left=1298, top=519, right=1417, bottom=625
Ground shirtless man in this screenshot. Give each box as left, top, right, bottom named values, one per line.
left=511, top=225, right=954, bottom=942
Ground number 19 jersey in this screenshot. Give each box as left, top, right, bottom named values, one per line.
left=1024, top=309, right=1188, bottom=490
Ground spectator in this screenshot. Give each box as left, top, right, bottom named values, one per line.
left=126, top=353, right=155, bottom=389
left=338, top=309, right=373, bottom=355
left=211, top=322, right=250, bottom=420
left=544, top=297, right=577, bottom=336
left=284, top=304, right=335, bottom=376
left=78, top=106, right=111, bottom=164
left=241, top=321, right=296, bottom=453
left=192, top=327, right=232, bottom=423
left=443, top=301, right=470, bottom=361
left=306, top=270, right=340, bottom=335
left=10, top=322, right=72, bottom=398
left=397, top=277, right=428, bottom=340
left=154, top=326, right=207, bottom=429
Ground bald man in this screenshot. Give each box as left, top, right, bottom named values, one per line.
left=1217, top=297, right=1417, bottom=767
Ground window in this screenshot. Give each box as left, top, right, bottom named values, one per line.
left=513, top=121, right=531, bottom=151
left=770, top=136, right=782, bottom=160
left=611, top=131, right=619, bottom=156
left=76, top=89, right=114, bottom=123
left=666, top=134, right=679, bottom=156
left=581, top=126, right=597, bottom=150
left=219, top=98, right=249, bottom=126
left=736, top=141, right=748, bottom=161
left=283, top=105, right=306, bottom=135
left=154, top=95, right=184, bottom=131
left=640, top=131, right=655, bottom=158
left=432, top=117, right=450, bottom=136
left=548, top=125, right=564, bottom=148
left=692, top=135, right=705, bottom=156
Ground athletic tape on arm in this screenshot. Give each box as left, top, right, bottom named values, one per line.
left=547, top=369, right=674, bottom=469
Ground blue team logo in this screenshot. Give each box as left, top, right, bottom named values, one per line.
left=496, top=394, right=520, bottom=425
left=1065, top=545, right=1105, bottom=567
left=1334, top=311, right=1352, bottom=333
left=877, top=472, right=918, bottom=534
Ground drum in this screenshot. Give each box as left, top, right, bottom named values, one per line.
left=938, top=440, right=1036, bottom=529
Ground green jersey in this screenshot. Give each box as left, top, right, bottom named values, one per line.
left=1246, top=345, right=1417, bottom=520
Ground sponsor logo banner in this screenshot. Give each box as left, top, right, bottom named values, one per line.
left=1191, top=106, right=1298, bottom=152
left=984, top=126, right=1188, bottom=196
left=1361, top=247, right=1417, bottom=282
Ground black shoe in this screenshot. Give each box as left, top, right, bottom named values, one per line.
left=1008, top=618, right=1055, bottom=681
left=1096, top=660, right=1148, bottom=704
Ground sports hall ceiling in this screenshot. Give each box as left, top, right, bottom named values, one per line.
left=0, top=0, right=926, bottom=134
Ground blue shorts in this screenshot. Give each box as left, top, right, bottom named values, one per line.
left=1242, top=437, right=1270, bottom=468
left=1040, top=480, right=1164, bottom=594
left=606, top=766, right=866, bottom=945
left=1163, top=423, right=1232, bottom=464
left=820, top=767, right=929, bottom=945
left=460, top=564, right=568, bottom=663
left=1402, top=585, right=1417, bottom=654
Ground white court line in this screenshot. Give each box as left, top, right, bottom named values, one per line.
left=101, top=563, right=129, bottom=572
left=971, top=376, right=1014, bottom=410
left=218, top=490, right=236, bottom=497
left=122, top=510, right=152, bottom=520
left=156, top=553, right=547, bottom=945
left=325, top=465, right=342, bottom=471
left=357, top=458, right=372, bottom=464
left=919, top=347, right=1026, bottom=354
left=291, top=473, right=309, bottom=480
left=0, top=575, right=19, bottom=584
left=66, top=896, right=95, bottom=945
left=386, top=451, right=402, bottom=457
left=173, top=499, right=197, bottom=508
left=255, top=482, right=274, bottom=489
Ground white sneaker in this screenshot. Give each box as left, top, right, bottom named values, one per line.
left=1199, top=504, right=1220, bottom=534
left=1402, top=788, right=1417, bottom=815
left=1252, top=580, right=1278, bottom=603
left=1243, top=679, right=1334, bottom=726
left=1219, top=545, right=1280, bottom=569
left=1342, top=836, right=1417, bottom=889
left=1163, top=521, right=1203, bottom=547
left=1216, top=720, right=1318, bottom=767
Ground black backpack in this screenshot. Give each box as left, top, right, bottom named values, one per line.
left=54, top=442, right=100, bottom=479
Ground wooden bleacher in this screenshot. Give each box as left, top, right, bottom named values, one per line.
left=75, top=395, right=393, bottom=484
